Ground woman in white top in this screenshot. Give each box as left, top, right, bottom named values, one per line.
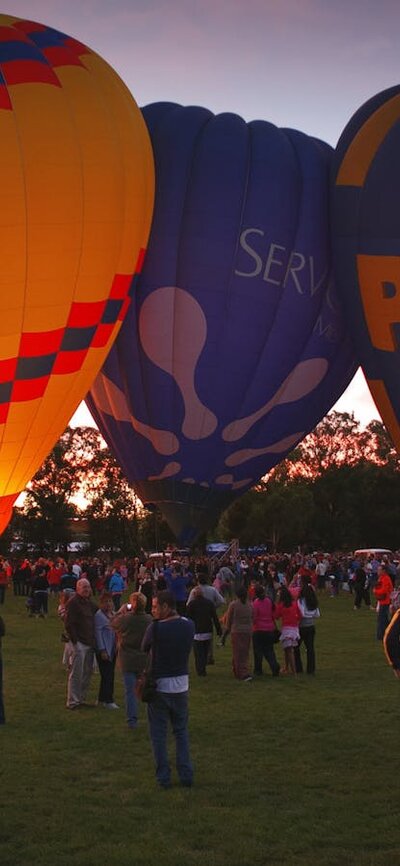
left=294, top=577, right=320, bottom=675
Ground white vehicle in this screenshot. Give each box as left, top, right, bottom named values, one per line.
left=354, top=548, right=392, bottom=559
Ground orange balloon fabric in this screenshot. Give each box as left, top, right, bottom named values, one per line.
left=0, top=15, right=154, bottom=530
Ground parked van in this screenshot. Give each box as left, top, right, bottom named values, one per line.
left=354, top=548, right=392, bottom=559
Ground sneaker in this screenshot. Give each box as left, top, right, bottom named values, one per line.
left=104, top=702, right=119, bottom=709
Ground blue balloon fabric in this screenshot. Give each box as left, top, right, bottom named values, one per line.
left=87, top=103, right=356, bottom=544
left=332, top=85, right=400, bottom=454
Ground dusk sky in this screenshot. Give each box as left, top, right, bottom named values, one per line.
left=9, top=0, right=400, bottom=429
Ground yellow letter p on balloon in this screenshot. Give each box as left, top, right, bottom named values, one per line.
left=0, top=15, right=154, bottom=532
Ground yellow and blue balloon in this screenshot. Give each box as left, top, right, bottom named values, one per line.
left=0, top=15, right=154, bottom=531
left=332, top=86, right=400, bottom=452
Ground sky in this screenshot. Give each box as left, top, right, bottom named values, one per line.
left=9, top=0, right=400, bottom=430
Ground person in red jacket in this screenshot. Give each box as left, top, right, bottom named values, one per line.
left=373, top=565, right=393, bottom=640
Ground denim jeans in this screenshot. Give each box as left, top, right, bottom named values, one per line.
left=147, top=691, right=193, bottom=787
left=123, top=671, right=138, bottom=728
left=377, top=604, right=390, bottom=641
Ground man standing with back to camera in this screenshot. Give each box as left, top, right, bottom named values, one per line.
left=141, top=590, right=194, bottom=789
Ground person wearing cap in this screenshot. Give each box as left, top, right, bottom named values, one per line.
left=65, top=578, right=97, bottom=709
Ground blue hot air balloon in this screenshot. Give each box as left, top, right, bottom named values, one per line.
left=87, top=102, right=356, bottom=545
left=332, top=85, right=400, bottom=453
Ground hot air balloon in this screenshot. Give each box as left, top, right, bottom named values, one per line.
left=0, top=15, right=154, bottom=532
left=87, top=102, right=356, bottom=546
left=332, top=85, right=400, bottom=452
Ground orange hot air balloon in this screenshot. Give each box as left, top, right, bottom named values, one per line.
left=0, top=15, right=154, bottom=532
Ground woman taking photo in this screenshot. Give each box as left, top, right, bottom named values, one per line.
left=111, top=592, right=152, bottom=730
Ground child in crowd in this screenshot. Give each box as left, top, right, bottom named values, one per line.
left=274, top=585, right=301, bottom=675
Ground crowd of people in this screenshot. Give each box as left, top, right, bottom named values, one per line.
left=1, top=546, right=400, bottom=784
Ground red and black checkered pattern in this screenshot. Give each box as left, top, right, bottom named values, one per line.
left=0, top=19, right=92, bottom=109
left=0, top=254, right=145, bottom=425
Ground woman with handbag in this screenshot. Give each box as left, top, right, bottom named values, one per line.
left=252, top=584, right=280, bottom=677
left=111, top=592, right=152, bottom=730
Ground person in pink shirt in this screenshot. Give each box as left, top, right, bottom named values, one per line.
left=252, top=584, right=280, bottom=677
left=274, top=585, right=301, bottom=675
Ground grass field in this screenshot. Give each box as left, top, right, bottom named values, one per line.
left=1, top=590, right=399, bottom=866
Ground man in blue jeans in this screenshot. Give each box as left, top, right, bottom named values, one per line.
left=141, top=590, right=194, bottom=789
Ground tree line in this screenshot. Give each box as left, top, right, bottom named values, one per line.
left=1, top=411, right=399, bottom=556
left=216, top=412, right=400, bottom=552
left=1, top=426, right=175, bottom=556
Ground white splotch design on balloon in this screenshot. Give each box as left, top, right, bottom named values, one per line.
left=222, top=358, right=328, bottom=442
left=148, top=462, right=182, bottom=481
left=94, top=372, right=179, bottom=456
left=139, top=287, right=217, bottom=440
left=117, top=297, right=330, bottom=489
left=225, top=431, right=304, bottom=467
left=232, top=478, right=254, bottom=490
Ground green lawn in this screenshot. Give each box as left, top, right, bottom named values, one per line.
left=1, top=590, right=399, bottom=866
